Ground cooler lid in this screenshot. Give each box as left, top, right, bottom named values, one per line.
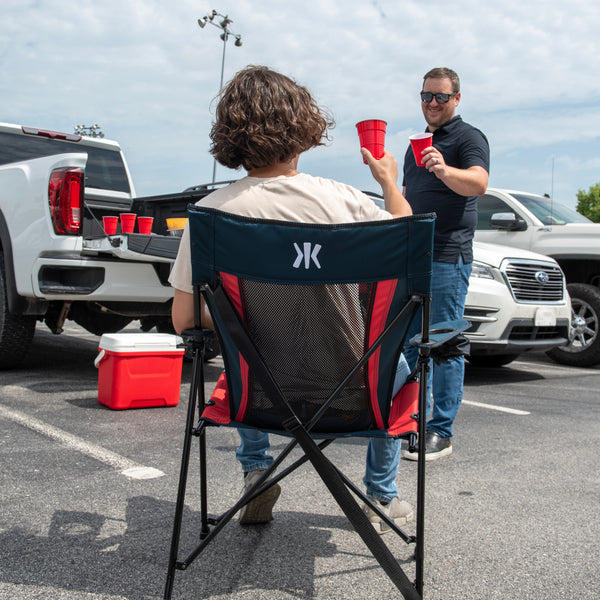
left=98, top=333, right=183, bottom=353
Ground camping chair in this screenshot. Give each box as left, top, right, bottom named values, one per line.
left=164, top=206, right=469, bottom=600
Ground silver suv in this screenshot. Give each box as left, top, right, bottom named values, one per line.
left=465, top=240, right=570, bottom=367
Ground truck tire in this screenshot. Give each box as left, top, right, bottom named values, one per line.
left=467, top=353, right=519, bottom=368
left=547, top=283, right=600, bottom=367
left=0, top=251, right=36, bottom=369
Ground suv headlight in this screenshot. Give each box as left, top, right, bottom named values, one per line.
left=470, top=262, right=495, bottom=280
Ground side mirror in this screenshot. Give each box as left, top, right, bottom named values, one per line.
left=490, top=212, right=527, bottom=231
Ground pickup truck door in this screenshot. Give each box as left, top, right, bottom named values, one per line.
left=474, top=192, right=537, bottom=252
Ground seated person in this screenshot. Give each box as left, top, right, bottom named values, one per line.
left=169, top=65, right=413, bottom=533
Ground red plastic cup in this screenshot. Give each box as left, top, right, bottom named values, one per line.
left=120, top=213, right=136, bottom=233
left=137, top=216, right=154, bottom=235
left=409, top=133, right=434, bottom=167
left=102, top=215, right=118, bottom=235
left=356, top=119, right=387, bottom=164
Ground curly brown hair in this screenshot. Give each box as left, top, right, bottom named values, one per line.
left=209, top=65, right=334, bottom=171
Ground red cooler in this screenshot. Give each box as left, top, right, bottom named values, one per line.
left=95, top=333, right=184, bottom=410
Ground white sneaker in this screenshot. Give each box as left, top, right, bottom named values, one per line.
left=362, top=496, right=414, bottom=534
left=239, top=469, right=281, bottom=525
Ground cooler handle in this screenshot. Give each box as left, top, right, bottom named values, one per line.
left=94, top=349, right=106, bottom=368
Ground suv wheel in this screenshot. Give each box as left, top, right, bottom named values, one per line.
left=547, top=283, right=600, bottom=367
left=0, top=251, right=36, bottom=369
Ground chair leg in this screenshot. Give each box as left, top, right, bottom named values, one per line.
left=164, top=347, right=204, bottom=600
left=198, top=427, right=210, bottom=539
left=414, top=350, right=430, bottom=596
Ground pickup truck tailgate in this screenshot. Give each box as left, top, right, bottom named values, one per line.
left=82, top=233, right=180, bottom=263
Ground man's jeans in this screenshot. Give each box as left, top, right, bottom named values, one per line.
left=236, top=354, right=411, bottom=502
left=402, top=257, right=472, bottom=439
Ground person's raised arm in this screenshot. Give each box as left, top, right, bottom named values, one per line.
left=361, top=148, right=412, bottom=218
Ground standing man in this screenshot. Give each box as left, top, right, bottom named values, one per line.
left=401, top=67, right=489, bottom=461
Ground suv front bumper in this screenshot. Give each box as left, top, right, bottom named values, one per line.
left=465, top=276, right=571, bottom=356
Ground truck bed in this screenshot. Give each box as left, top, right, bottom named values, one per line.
left=81, top=184, right=226, bottom=261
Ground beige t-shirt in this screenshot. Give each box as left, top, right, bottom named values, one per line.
left=169, top=173, right=390, bottom=293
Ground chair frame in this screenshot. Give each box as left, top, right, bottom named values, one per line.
left=164, top=208, right=467, bottom=600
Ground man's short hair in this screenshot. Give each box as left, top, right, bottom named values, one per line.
left=423, top=67, right=460, bottom=93
left=210, top=65, right=334, bottom=171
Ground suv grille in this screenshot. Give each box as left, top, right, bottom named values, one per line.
left=503, top=261, right=564, bottom=302
left=508, top=325, right=566, bottom=341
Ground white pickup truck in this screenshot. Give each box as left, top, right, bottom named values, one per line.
left=0, top=122, right=218, bottom=368
left=475, top=188, right=600, bottom=367
left=0, top=122, right=571, bottom=369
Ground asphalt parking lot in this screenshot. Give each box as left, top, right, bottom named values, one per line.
left=1, top=323, right=599, bottom=600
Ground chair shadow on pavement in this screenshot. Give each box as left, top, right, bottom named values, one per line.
left=0, top=494, right=410, bottom=599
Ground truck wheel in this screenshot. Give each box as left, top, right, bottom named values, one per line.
left=547, top=283, right=600, bottom=367
left=0, top=252, right=36, bottom=369
left=467, top=354, right=519, bottom=368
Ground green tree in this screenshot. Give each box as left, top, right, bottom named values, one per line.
left=576, top=183, right=600, bottom=223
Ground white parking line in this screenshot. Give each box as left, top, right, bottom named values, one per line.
left=0, top=403, right=165, bottom=480
left=462, top=399, right=530, bottom=415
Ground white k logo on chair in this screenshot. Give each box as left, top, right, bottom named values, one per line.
left=293, top=242, right=322, bottom=269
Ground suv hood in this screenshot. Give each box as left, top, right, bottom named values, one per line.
left=473, top=240, right=559, bottom=268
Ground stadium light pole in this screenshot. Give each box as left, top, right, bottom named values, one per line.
left=198, top=10, right=243, bottom=183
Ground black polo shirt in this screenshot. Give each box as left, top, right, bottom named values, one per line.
left=402, top=115, right=489, bottom=263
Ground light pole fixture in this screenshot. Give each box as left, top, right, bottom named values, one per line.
left=198, top=10, right=243, bottom=183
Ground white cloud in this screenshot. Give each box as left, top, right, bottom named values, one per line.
left=1, top=0, right=599, bottom=206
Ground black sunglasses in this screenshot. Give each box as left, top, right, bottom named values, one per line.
left=420, top=91, right=457, bottom=104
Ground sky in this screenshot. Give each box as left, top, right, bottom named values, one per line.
left=3, top=0, right=599, bottom=209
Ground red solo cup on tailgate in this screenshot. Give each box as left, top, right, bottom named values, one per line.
left=102, top=216, right=118, bottom=235
left=356, top=119, right=387, bottom=164
left=409, top=133, right=433, bottom=167
left=138, top=216, right=154, bottom=235
left=120, top=213, right=136, bottom=233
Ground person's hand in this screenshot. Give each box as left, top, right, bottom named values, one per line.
left=422, top=146, right=446, bottom=177
left=361, top=148, right=399, bottom=187
left=361, top=148, right=412, bottom=218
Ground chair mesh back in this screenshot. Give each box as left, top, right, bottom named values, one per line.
left=188, top=205, right=435, bottom=436
left=238, top=279, right=373, bottom=432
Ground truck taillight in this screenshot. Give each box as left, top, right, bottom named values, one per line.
left=48, top=168, right=84, bottom=235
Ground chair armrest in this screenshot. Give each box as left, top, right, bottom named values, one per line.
left=180, top=328, right=220, bottom=360
left=409, top=319, right=470, bottom=349
left=409, top=319, right=471, bottom=362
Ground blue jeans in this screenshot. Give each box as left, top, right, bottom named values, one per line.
left=402, top=258, right=472, bottom=439
left=236, top=354, right=411, bottom=502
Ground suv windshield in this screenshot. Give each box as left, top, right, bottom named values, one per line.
left=510, top=192, right=591, bottom=225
